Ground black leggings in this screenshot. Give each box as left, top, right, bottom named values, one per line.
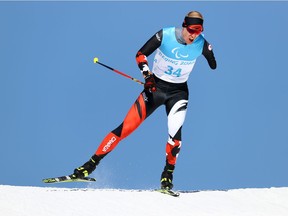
left=95, top=75, right=189, bottom=165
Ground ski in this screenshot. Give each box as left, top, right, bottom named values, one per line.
left=156, top=188, right=180, bottom=197
left=42, top=175, right=96, bottom=184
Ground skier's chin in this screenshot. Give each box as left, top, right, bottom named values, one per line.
left=186, top=38, right=194, bottom=44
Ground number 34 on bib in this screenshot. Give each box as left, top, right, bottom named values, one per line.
left=164, top=66, right=182, bottom=77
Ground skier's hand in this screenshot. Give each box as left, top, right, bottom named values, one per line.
left=144, top=73, right=157, bottom=92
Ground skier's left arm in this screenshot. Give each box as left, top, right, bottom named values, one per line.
left=202, top=39, right=217, bottom=70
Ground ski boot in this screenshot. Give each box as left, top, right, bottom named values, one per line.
left=160, top=163, right=175, bottom=190
left=73, top=154, right=100, bottom=178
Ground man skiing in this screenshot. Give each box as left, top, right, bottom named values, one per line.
left=73, top=11, right=217, bottom=191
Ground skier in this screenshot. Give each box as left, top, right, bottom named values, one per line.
left=73, top=11, right=217, bottom=190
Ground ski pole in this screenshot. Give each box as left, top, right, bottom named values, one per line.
left=93, top=57, right=144, bottom=85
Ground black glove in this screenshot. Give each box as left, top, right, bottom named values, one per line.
left=144, top=74, right=157, bottom=92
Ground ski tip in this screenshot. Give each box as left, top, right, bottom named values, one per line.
left=42, top=178, right=58, bottom=184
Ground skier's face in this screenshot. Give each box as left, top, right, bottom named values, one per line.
left=182, top=27, right=201, bottom=44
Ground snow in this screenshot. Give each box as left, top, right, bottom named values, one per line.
left=0, top=185, right=288, bottom=216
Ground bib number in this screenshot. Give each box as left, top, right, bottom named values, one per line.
left=164, top=66, right=182, bottom=77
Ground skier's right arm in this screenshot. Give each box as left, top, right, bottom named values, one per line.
left=136, top=30, right=162, bottom=92
left=136, top=30, right=162, bottom=78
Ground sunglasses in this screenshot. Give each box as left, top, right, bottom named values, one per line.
left=186, top=24, right=203, bottom=34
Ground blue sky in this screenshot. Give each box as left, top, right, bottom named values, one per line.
left=0, top=1, right=288, bottom=191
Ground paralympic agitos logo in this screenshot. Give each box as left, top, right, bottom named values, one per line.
left=172, top=47, right=189, bottom=59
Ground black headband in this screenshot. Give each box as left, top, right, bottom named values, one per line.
left=182, top=17, right=203, bottom=27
